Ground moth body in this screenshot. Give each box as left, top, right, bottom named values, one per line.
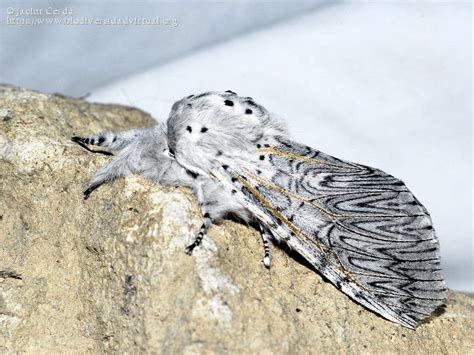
left=72, top=90, right=445, bottom=329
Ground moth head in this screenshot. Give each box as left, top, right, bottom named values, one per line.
left=167, top=91, right=288, bottom=171
left=168, top=90, right=287, bottom=152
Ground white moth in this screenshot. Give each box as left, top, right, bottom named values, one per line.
left=72, top=90, right=446, bottom=329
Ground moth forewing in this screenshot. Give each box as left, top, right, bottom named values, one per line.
left=211, top=137, right=445, bottom=329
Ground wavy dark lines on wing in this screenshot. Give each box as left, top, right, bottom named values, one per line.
left=339, top=216, right=434, bottom=241
left=321, top=191, right=422, bottom=216
left=317, top=172, right=407, bottom=191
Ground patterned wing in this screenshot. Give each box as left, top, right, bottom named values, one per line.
left=213, top=136, right=445, bottom=329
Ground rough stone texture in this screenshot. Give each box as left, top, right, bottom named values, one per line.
left=1, top=84, right=473, bottom=354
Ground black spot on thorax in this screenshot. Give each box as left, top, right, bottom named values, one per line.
left=186, top=169, right=199, bottom=179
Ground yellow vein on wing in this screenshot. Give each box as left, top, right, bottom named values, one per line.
left=242, top=168, right=338, bottom=219
left=237, top=175, right=325, bottom=252
left=257, top=147, right=351, bottom=170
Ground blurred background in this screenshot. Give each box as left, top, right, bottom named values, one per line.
left=1, top=0, right=472, bottom=292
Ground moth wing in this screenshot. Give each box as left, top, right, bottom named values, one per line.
left=212, top=137, right=445, bottom=329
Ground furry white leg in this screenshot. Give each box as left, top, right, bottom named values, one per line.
left=83, top=155, right=129, bottom=199
left=72, top=127, right=148, bottom=153
left=71, top=136, right=114, bottom=155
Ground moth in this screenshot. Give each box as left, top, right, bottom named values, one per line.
left=72, top=90, right=446, bottom=329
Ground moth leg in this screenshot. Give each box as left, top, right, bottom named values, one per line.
left=72, top=128, right=147, bottom=154
left=185, top=212, right=211, bottom=255
left=71, top=136, right=113, bottom=156
left=83, top=151, right=131, bottom=200
left=185, top=180, right=214, bottom=254
left=259, top=225, right=273, bottom=268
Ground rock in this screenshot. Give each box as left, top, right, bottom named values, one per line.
left=0, top=84, right=473, bottom=354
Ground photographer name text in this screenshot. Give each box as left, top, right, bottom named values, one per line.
left=7, top=7, right=74, bottom=17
